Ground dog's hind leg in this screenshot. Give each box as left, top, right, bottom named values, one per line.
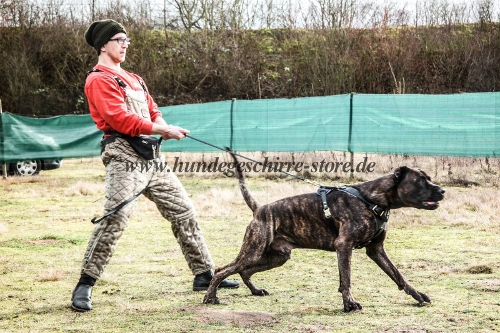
left=202, top=261, right=243, bottom=304
left=203, top=219, right=273, bottom=304
left=365, top=242, right=431, bottom=305
left=239, top=247, right=291, bottom=296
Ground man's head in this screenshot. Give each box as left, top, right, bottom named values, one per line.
left=85, top=19, right=127, bottom=55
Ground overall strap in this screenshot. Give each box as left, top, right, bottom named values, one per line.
left=86, top=68, right=127, bottom=89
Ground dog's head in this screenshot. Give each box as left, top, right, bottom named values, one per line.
left=392, top=166, right=445, bottom=210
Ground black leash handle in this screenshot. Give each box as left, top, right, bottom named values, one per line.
left=91, top=187, right=147, bottom=224
left=91, top=137, right=162, bottom=224
left=185, top=134, right=322, bottom=187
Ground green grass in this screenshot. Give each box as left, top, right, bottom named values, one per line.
left=0, top=157, right=499, bottom=332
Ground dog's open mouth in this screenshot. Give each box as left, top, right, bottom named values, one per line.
left=422, top=201, right=440, bottom=209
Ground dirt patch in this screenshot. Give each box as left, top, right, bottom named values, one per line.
left=0, top=238, right=67, bottom=247
left=376, top=327, right=430, bottom=333
left=26, top=238, right=61, bottom=246
left=468, top=279, right=500, bottom=292
left=183, top=306, right=277, bottom=325
left=287, top=323, right=335, bottom=333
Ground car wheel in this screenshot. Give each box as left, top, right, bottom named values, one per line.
left=10, top=160, right=41, bottom=176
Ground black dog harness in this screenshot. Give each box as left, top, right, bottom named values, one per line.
left=316, top=185, right=389, bottom=249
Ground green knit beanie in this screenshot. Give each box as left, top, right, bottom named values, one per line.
left=85, top=19, right=127, bottom=54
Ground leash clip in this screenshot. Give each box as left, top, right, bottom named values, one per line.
left=323, top=207, right=331, bottom=218
left=317, top=187, right=333, bottom=219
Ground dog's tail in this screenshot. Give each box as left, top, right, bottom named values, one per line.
left=228, top=149, right=260, bottom=213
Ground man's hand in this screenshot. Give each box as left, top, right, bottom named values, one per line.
left=162, top=125, right=190, bottom=140
left=152, top=123, right=190, bottom=141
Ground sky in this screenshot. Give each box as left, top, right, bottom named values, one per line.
left=11, top=0, right=500, bottom=29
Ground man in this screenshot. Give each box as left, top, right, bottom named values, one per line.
left=71, top=19, right=239, bottom=312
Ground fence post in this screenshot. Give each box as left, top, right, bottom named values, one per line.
left=230, top=98, right=235, bottom=149
left=0, top=99, right=7, bottom=179
left=348, top=93, right=355, bottom=179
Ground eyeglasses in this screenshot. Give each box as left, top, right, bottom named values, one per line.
left=109, top=38, right=131, bottom=45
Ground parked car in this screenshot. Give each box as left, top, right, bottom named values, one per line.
left=1, top=159, right=62, bottom=176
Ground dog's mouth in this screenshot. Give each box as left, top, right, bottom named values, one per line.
left=422, top=201, right=440, bottom=209
left=421, top=189, right=445, bottom=210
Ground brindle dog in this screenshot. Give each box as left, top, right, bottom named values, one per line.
left=203, top=153, right=445, bottom=312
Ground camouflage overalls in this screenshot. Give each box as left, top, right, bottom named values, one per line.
left=81, top=75, right=214, bottom=279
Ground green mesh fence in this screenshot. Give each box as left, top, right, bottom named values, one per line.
left=352, top=93, right=499, bottom=156
left=0, top=113, right=102, bottom=163
left=161, top=95, right=352, bottom=153
left=1, top=93, right=498, bottom=163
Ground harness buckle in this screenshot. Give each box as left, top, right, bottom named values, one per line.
left=372, top=205, right=389, bottom=218
left=371, top=205, right=382, bottom=216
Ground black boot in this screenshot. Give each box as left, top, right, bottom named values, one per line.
left=71, top=283, right=93, bottom=312
left=71, top=274, right=95, bottom=312
left=193, top=270, right=239, bottom=291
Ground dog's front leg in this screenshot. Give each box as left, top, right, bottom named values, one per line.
left=365, top=243, right=431, bottom=305
left=335, top=238, right=362, bottom=312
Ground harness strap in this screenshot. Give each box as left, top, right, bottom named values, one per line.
left=337, top=186, right=389, bottom=222
left=317, top=187, right=334, bottom=219
left=316, top=185, right=390, bottom=249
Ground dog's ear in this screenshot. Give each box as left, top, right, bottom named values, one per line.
left=419, top=168, right=432, bottom=181
left=393, top=166, right=409, bottom=183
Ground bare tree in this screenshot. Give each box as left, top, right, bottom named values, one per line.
left=41, top=0, right=65, bottom=25
left=307, top=0, right=358, bottom=29
left=0, top=0, right=42, bottom=27
left=170, top=0, right=204, bottom=31
left=227, top=0, right=251, bottom=29
left=255, top=0, right=280, bottom=28
left=276, top=0, right=303, bottom=28
left=476, top=0, right=494, bottom=24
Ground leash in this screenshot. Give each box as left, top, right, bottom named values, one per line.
left=186, top=134, right=338, bottom=219
left=186, top=134, right=323, bottom=187
left=91, top=176, right=153, bottom=224
left=186, top=135, right=389, bottom=248
left=94, top=133, right=320, bottom=225
left=91, top=137, right=163, bottom=224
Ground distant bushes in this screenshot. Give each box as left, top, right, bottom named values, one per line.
left=1, top=22, right=500, bottom=116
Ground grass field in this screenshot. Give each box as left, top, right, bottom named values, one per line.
left=0, top=154, right=499, bottom=332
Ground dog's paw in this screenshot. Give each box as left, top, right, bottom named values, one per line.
left=405, top=287, right=431, bottom=304
left=343, top=300, right=363, bottom=312
left=414, top=291, right=431, bottom=304
left=203, top=295, right=220, bottom=304
left=252, top=289, right=269, bottom=296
